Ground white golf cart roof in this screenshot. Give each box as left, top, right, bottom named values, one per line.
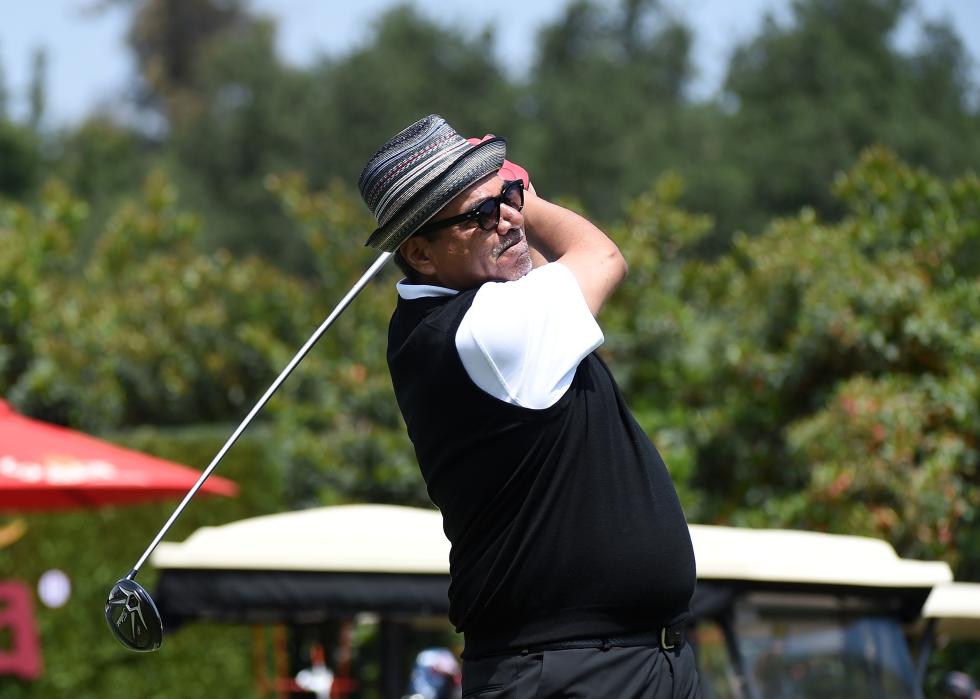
left=922, top=582, right=980, bottom=639
left=151, top=504, right=953, bottom=590
left=691, top=524, right=952, bottom=589
left=153, top=504, right=450, bottom=573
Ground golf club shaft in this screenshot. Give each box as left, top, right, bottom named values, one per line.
left=131, top=251, right=393, bottom=573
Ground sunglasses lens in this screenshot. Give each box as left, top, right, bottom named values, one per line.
left=503, top=181, right=524, bottom=210
left=473, top=182, right=524, bottom=231
left=476, top=199, right=501, bottom=231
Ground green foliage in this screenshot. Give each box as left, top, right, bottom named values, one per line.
left=600, top=173, right=716, bottom=510
left=68, top=0, right=979, bottom=263
left=127, top=0, right=254, bottom=118
left=0, top=425, right=280, bottom=699
left=715, top=0, right=980, bottom=240
left=0, top=163, right=426, bottom=505
left=602, top=146, right=979, bottom=683
left=0, top=49, right=7, bottom=118
left=301, top=5, right=519, bottom=182
left=264, top=173, right=427, bottom=508
left=606, top=148, right=980, bottom=568
left=2, top=137, right=978, bottom=695
left=0, top=180, right=84, bottom=394
left=164, top=17, right=312, bottom=267
left=27, top=48, right=46, bottom=130
left=0, top=165, right=428, bottom=696
left=4, top=0, right=980, bottom=689
left=520, top=0, right=701, bottom=220
left=0, top=119, right=41, bottom=198
left=6, top=173, right=313, bottom=431
left=50, top=117, right=148, bottom=202
left=160, top=4, right=519, bottom=269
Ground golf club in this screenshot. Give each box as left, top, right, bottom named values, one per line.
left=105, top=251, right=392, bottom=652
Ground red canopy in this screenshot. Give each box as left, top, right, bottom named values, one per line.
left=0, top=400, right=237, bottom=511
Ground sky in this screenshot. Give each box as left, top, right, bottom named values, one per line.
left=1, top=0, right=978, bottom=127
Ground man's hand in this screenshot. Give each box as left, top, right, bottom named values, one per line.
left=473, top=139, right=626, bottom=313
left=522, top=186, right=627, bottom=316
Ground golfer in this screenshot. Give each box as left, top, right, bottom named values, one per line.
left=359, top=115, right=700, bottom=698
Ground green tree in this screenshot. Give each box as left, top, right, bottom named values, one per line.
left=521, top=0, right=701, bottom=219
left=52, top=117, right=148, bottom=200
left=607, top=148, right=978, bottom=565
left=0, top=120, right=41, bottom=198
left=717, top=0, right=980, bottom=238
left=164, top=18, right=312, bottom=267
left=299, top=5, right=519, bottom=186
left=265, top=172, right=426, bottom=508
left=600, top=148, right=979, bottom=682
left=895, top=20, right=980, bottom=174
left=27, top=47, right=46, bottom=130
left=160, top=4, right=520, bottom=270
left=126, top=0, right=253, bottom=123
left=600, top=173, right=718, bottom=511
left=0, top=42, right=8, bottom=118
left=1, top=164, right=423, bottom=505
left=0, top=173, right=291, bottom=698
left=0, top=181, right=81, bottom=393
left=3, top=171, right=312, bottom=431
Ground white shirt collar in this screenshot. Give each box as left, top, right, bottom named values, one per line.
left=395, top=279, right=459, bottom=300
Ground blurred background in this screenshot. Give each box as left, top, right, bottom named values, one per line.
left=0, top=0, right=977, bottom=696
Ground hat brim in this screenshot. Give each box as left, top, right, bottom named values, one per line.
left=365, top=137, right=506, bottom=252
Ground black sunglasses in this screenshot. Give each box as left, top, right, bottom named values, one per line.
left=416, top=179, right=524, bottom=235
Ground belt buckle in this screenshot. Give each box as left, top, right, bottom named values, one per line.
left=660, top=626, right=683, bottom=650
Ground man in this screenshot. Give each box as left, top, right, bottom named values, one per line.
left=359, top=115, right=699, bottom=698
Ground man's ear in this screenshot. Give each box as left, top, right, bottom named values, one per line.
left=400, top=236, right=437, bottom=277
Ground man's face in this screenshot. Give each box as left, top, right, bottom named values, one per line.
left=402, top=173, right=532, bottom=290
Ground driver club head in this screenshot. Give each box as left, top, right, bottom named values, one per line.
left=105, top=572, right=164, bottom=652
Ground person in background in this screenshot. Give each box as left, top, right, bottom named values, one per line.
left=404, top=647, right=462, bottom=699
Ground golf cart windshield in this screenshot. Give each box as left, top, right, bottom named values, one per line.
left=741, top=616, right=918, bottom=699
left=697, top=603, right=921, bottom=699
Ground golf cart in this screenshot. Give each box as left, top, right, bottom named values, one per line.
left=687, top=525, right=955, bottom=699
left=919, top=582, right=980, bottom=698
left=150, top=505, right=969, bottom=699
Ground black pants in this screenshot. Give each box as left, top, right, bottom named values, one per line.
left=461, top=643, right=701, bottom=698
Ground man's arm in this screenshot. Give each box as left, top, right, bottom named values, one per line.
left=522, top=184, right=627, bottom=316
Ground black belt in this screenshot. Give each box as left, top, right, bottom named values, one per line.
left=514, top=621, right=687, bottom=655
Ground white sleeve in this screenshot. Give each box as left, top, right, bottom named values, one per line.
left=455, top=263, right=604, bottom=409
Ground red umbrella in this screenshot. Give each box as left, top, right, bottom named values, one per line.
left=0, top=399, right=237, bottom=511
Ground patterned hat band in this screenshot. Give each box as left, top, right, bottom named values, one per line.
left=358, top=115, right=506, bottom=252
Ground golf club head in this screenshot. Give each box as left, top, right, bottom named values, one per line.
left=105, top=572, right=163, bottom=652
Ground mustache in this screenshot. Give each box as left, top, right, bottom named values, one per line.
left=493, top=229, right=525, bottom=259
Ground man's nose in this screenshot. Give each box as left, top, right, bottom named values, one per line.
left=496, top=201, right=523, bottom=233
